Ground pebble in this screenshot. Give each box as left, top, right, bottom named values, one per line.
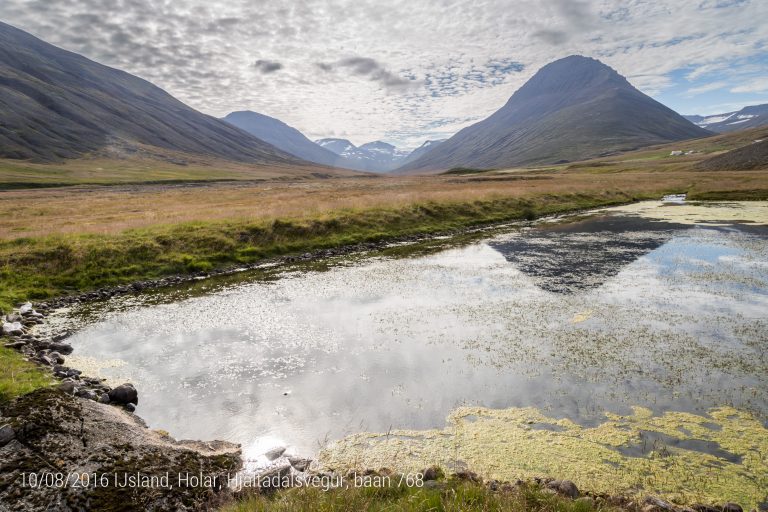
left=0, top=424, right=14, bottom=447
left=58, top=380, right=77, bottom=395
left=644, top=496, right=676, bottom=512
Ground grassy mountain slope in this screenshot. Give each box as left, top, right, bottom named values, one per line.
left=398, top=56, right=711, bottom=174
left=0, top=22, right=301, bottom=165
left=223, top=111, right=341, bottom=167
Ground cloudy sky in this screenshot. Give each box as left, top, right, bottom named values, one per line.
left=4, top=0, right=768, bottom=149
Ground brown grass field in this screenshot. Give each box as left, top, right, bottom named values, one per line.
left=2, top=126, right=767, bottom=239
left=1, top=168, right=767, bottom=240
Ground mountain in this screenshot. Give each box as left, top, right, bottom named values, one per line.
left=399, top=140, right=446, bottom=167
left=316, top=138, right=361, bottom=157
left=684, top=104, right=768, bottom=133
left=0, top=21, right=301, bottom=164
left=223, top=111, right=340, bottom=166
left=396, top=55, right=711, bottom=173
left=314, top=138, right=408, bottom=172
left=695, top=138, right=768, bottom=171
left=358, top=141, right=409, bottom=170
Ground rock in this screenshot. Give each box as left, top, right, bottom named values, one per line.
left=108, top=383, right=138, bottom=405
left=546, top=479, right=579, bottom=498
left=58, top=381, right=77, bottom=395
left=48, top=351, right=65, bottom=364
left=557, top=480, right=579, bottom=498
left=38, top=355, right=54, bottom=366
left=0, top=388, right=241, bottom=510
left=47, top=342, right=73, bottom=355
left=1, top=321, right=24, bottom=336
left=0, top=424, right=14, bottom=447
left=98, top=393, right=110, bottom=404
left=264, top=446, right=286, bottom=461
left=76, top=389, right=97, bottom=401
left=18, top=302, right=33, bottom=315
left=125, top=403, right=136, bottom=413
left=288, top=456, right=311, bottom=472
left=644, top=496, right=676, bottom=512
left=3, top=341, right=26, bottom=349
left=422, top=466, right=442, bottom=481
left=452, top=471, right=481, bottom=483
left=257, top=463, right=292, bottom=491
left=5, top=313, right=22, bottom=323
left=722, top=504, right=743, bottom=512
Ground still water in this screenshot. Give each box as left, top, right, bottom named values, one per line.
left=49, top=201, right=768, bottom=462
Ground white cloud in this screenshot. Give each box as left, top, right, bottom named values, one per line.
left=2, top=0, right=767, bottom=147
left=731, top=77, right=768, bottom=93
left=685, top=81, right=729, bottom=97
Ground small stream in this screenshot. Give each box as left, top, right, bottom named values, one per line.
left=45, top=201, right=768, bottom=466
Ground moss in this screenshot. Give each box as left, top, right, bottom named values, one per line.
left=81, top=448, right=240, bottom=512
left=316, top=405, right=768, bottom=509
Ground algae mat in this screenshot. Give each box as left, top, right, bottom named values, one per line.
left=317, top=405, right=768, bottom=509
left=603, top=200, right=768, bottom=226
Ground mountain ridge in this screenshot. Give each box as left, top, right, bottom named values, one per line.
left=684, top=103, right=768, bottom=133
left=223, top=111, right=340, bottom=167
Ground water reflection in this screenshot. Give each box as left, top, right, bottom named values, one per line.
left=54, top=204, right=768, bottom=460
left=488, top=215, right=688, bottom=293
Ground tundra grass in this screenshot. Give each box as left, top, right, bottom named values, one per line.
left=0, top=191, right=652, bottom=311
left=220, top=478, right=614, bottom=512
left=0, top=344, right=52, bottom=402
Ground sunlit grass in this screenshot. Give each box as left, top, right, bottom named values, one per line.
left=0, top=344, right=52, bottom=402
left=220, top=478, right=612, bottom=512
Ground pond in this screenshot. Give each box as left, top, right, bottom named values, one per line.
left=47, top=201, right=768, bottom=477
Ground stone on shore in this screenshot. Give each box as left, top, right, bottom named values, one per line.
left=1, top=321, right=24, bottom=336
left=108, top=383, right=138, bottom=405
left=547, top=479, right=580, bottom=498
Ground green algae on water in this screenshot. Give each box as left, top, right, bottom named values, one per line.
left=316, top=405, right=768, bottom=509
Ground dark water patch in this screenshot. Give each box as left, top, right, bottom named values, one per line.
left=616, top=430, right=742, bottom=463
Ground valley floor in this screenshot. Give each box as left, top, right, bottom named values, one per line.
left=1, top=132, right=768, bottom=511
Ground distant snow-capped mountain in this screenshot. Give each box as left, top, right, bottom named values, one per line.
left=684, top=104, right=768, bottom=133
left=314, top=138, right=411, bottom=172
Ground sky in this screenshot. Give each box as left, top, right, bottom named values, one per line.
left=4, top=0, right=768, bottom=149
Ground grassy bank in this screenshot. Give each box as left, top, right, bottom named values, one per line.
left=0, top=191, right=648, bottom=311
left=0, top=344, right=52, bottom=402
left=221, top=477, right=616, bottom=512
